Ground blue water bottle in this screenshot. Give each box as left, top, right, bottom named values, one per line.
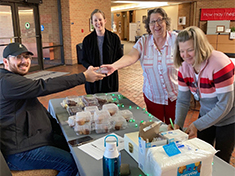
left=103, top=135, right=121, bottom=176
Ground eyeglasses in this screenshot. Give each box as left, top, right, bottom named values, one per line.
left=9, top=54, right=32, bottom=60
left=149, top=18, right=165, bottom=26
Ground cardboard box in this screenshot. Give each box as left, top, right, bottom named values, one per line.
left=124, top=132, right=139, bottom=162
left=161, top=129, right=188, bottom=143
left=124, top=130, right=169, bottom=164
left=138, top=134, right=167, bottom=174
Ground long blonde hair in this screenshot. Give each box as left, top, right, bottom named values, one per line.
left=174, top=26, right=214, bottom=68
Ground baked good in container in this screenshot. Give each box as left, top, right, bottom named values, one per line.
left=102, top=103, right=119, bottom=116
left=82, top=94, right=99, bottom=106
left=75, top=111, right=92, bottom=125
left=94, top=110, right=111, bottom=124
left=119, top=109, right=134, bottom=122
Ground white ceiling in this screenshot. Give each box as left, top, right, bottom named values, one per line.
left=111, top=1, right=182, bottom=12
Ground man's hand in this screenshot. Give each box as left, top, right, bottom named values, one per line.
left=185, top=123, right=197, bottom=139
left=83, top=66, right=106, bottom=82
left=100, top=64, right=116, bottom=76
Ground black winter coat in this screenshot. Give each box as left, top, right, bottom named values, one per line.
left=82, top=29, right=123, bottom=94
left=0, top=68, right=86, bottom=155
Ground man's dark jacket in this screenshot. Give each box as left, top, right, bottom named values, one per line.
left=82, top=29, right=123, bottom=94
left=0, top=68, right=86, bottom=155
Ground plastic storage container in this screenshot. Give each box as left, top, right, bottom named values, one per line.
left=94, top=110, right=111, bottom=124
left=82, top=94, right=99, bottom=106
left=119, top=110, right=134, bottom=122
left=102, top=103, right=119, bottom=116
left=67, top=106, right=83, bottom=116
left=84, top=106, right=99, bottom=118
left=75, top=111, right=92, bottom=125
left=67, top=115, right=76, bottom=127
left=112, top=114, right=128, bottom=130
left=74, top=123, right=91, bottom=135
left=95, top=123, right=112, bottom=134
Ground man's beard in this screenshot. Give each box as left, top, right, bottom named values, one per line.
left=9, top=63, right=29, bottom=76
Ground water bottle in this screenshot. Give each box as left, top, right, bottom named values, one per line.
left=103, top=134, right=121, bottom=176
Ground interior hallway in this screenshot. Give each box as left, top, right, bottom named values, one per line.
left=36, top=40, right=235, bottom=167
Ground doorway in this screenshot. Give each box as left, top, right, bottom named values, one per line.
left=0, top=2, right=42, bottom=71
left=0, top=1, right=64, bottom=71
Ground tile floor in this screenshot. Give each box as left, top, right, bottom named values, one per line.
left=35, top=41, right=234, bottom=167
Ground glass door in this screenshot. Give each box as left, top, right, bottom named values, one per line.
left=18, top=5, right=42, bottom=71
left=0, top=2, right=41, bottom=71
left=39, top=0, right=64, bottom=69
left=0, top=4, right=15, bottom=65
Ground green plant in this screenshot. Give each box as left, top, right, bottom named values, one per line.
left=231, top=26, right=235, bottom=32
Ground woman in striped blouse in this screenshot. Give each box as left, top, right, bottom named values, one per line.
left=102, top=8, right=178, bottom=125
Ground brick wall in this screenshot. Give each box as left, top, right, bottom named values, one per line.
left=113, top=12, right=123, bottom=39
left=39, top=0, right=60, bottom=59
left=45, top=0, right=234, bottom=65
left=178, top=2, right=195, bottom=30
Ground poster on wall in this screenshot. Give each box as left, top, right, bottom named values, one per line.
left=142, top=16, right=146, bottom=23
left=118, top=21, right=121, bottom=34
left=200, top=8, right=235, bottom=21
left=89, top=19, right=94, bottom=32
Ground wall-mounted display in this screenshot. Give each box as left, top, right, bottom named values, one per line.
left=178, top=17, right=186, bottom=25
left=142, top=16, right=146, bottom=23
left=216, top=25, right=225, bottom=33
left=89, top=19, right=94, bottom=32
left=230, top=32, right=235, bottom=39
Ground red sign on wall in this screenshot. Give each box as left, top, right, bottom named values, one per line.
left=200, top=8, right=235, bottom=21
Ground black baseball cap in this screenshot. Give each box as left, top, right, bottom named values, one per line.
left=3, top=42, right=33, bottom=58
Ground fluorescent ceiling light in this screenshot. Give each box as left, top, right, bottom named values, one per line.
left=113, top=1, right=163, bottom=3
left=111, top=2, right=168, bottom=12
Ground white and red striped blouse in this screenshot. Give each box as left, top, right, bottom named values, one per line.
left=133, top=31, right=178, bottom=105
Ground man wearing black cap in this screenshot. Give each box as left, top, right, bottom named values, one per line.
left=0, top=42, right=105, bottom=175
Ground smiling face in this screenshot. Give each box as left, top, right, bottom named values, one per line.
left=92, top=12, right=106, bottom=35
left=149, top=13, right=166, bottom=38
left=179, top=39, right=195, bottom=66
left=4, top=52, right=31, bottom=76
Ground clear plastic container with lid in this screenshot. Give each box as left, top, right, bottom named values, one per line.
left=84, top=106, right=99, bottom=117
left=76, top=97, right=85, bottom=108
left=62, top=96, right=84, bottom=109
left=119, top=110, right=134, bottom=122
left=84, top=106, right=99, bottom=130
left=102, top=103, right=119, bottom=116
left=82, top=94, right=99, bottom=106
left=75, top=111, right=92, bottom=126
left=74, top=123, right=91, bottom=135
left=66, top=96, right=79, bottom=106
left=95, top=122, right=112, bottom=134
left=94, top=110, right=111, bottom=124
left=67, top=106, right=82, bottom=116
left=112, top=114, right=128, bottom=130
left=94, top=93, right=108, bottom=106
left=67, top=115, right=76, bottom=127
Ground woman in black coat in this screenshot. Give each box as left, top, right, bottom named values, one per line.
left=82, top=9, right=123, bottom=94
